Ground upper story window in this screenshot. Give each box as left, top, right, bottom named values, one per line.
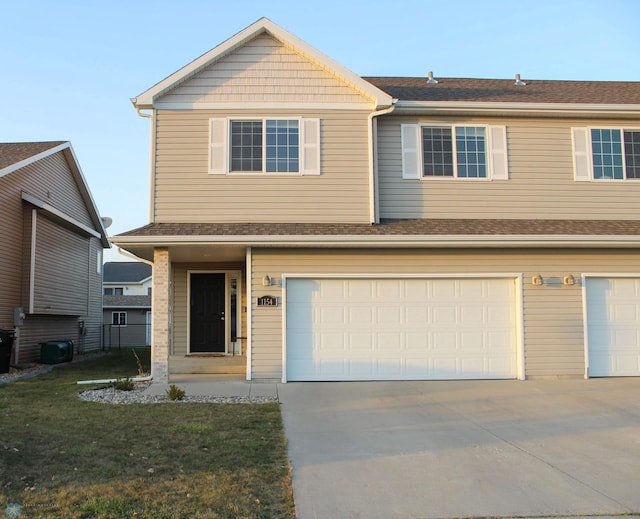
left=230, top=119, right=300, bottom=173
left=104, top=287, right=123, bottom=296
left=422, top=126, right=487, bottom=178
left=210, top=118, right=319, bottom=175
left=401, top=124, right=508, bottom=180
left=573, top=127, right=640, bottom=181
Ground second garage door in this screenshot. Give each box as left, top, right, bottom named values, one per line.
left=285, top=277, right=519, bottom=381
left=586, top=277, right=640, bottom=377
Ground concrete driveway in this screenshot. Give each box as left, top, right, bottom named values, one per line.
left=279, top=379, right=640, bottom=519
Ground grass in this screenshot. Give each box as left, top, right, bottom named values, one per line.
left=0, top=349, right=295, bottom=518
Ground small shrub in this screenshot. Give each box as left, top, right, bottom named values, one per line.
left=166, top=384, right=186, bottom=401
left=112, top=378, right=135, bottom=391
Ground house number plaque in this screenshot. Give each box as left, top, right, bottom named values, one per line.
left=257, top=295, right=278, bottom=307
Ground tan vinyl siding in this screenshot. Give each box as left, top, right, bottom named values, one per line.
left=154, top=109, right=371, bottom=223
left=83, top=237, right=104, bottom=353
left=0, top=178, right=24, bottom=330
left=378, top=116, right=640, bottom=220
left=17, top=315, right=80, bottom=362
left=172, top=263, right=246, bottom=356
left=249, top=248, right=640, bottom=380
left=31, top=215, right=89, bottom=315
left=158, top=33, right=372, bottom=106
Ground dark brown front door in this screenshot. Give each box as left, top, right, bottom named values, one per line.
left=190, top=273, right=226, bottom=353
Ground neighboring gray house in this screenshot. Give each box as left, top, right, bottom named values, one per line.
left=0, top=141, right=109, bottom=364
left=113, top=18, right=640, bottom=384
left=102, top=262, right=152, bottom=348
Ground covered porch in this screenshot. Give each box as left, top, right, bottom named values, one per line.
left=114, top=240, right=250, bottom=383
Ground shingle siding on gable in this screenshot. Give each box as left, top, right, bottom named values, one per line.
left=377, top=115, right=640, bottom=220
left=153, top=109, right=372, bottom=223
left=158, top=34, right=372, bottom=106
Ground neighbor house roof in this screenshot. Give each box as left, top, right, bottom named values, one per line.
left=103, top=262, right=152, bottom=283
left=103, top=295, right=151, bottom=308
left=364, top=77, right=640, bottom=105
left=0, top=141, right=67, bottom=173
left=0, top=141, right=110, bottom=248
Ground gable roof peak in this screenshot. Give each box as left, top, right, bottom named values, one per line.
left=133, top=18, right=393, bottom=109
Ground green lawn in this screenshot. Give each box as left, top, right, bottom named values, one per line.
left=0, top=350, right=295, bottom=518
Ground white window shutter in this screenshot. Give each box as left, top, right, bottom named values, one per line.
left=572, top=127, right=591, bottom=181
left=209, top=118, right=227, bottom=174
left=489, top=126, right=509, bottom=180
left=302, top=118, right=320, bottom=175
left=401, top=124, right=421, bottom=179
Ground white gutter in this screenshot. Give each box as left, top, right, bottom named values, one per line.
left=112, top=234, right=640, bottom=248
left=394, top=100, right=640, bottom=117
left=368, top=104, right=396, bottom=224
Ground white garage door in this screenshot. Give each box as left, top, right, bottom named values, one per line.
left=586, top=277, right=640, bottom=377
left=285, top=277, right=518, bottom=381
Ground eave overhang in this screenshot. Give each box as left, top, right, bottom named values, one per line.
left=393, top=100, right=640, bottom=119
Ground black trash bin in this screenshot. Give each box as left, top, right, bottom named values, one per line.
left=0, top=329, right=15, bottom=374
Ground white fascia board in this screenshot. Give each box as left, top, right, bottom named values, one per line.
left=153, top=102, right=375, bottom=111
left=60, top=144, right=110, bottom=247
left=133, top=18, right=393, bottom=109
left=111, top=234, right=640, bottom=249
left=22, top=191, right=102, bottom=239
left=0, top=142, right=69, bottom=178
left=393, top=100, right=640, bottom=117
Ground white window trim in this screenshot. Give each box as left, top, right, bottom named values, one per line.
left=402, top=123, right=508, bottom=181
left=574, top=126, right=640, bottom=182
left=209, top=117, right=320, bottom=176
left=111, top=311, right=127, bottom=327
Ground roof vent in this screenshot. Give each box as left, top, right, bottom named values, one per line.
left=514, top=74, right=526, bottom=86
left=427, top=71, right=438, bottom=84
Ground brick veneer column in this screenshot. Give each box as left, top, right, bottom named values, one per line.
left=151, top=247, right=170, bottom=383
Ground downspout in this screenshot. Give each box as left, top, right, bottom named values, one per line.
left=368, top=103, right=396, bottom=224
left=134, top=105, right=156, bottom=224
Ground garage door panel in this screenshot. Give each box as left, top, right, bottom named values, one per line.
left=286, top=277, right=518, bottom=381
left=587, top=277, right=640, bottom=377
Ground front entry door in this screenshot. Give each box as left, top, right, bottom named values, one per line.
left=190, top=273, right=226, bottom=353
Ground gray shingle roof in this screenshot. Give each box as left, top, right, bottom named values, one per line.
left=103, top=262, right=152, bottom=282
left=103, top=295, right=151, bottom=308
left=115, top=219, right=640, bottom=238
left=364, top=77, right=640, bottom=105
left=0, top=142, right=67, bottom=171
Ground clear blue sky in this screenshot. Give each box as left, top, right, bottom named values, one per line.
left=1, top=0, right=638, bottom=261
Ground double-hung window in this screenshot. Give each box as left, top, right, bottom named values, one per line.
left=210, top=117, right=320, bottom=175
left=573, top=127, right=640, bottom=181
left=111, top=311, right=127, bottom=326
left=401, top=124, right=508, bottom=180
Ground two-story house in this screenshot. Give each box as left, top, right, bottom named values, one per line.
left=113, top=18, right=640, bottom=384
left=0, top=141, right=109, bottom=365
left=102, top=261, right=152, bottom=348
